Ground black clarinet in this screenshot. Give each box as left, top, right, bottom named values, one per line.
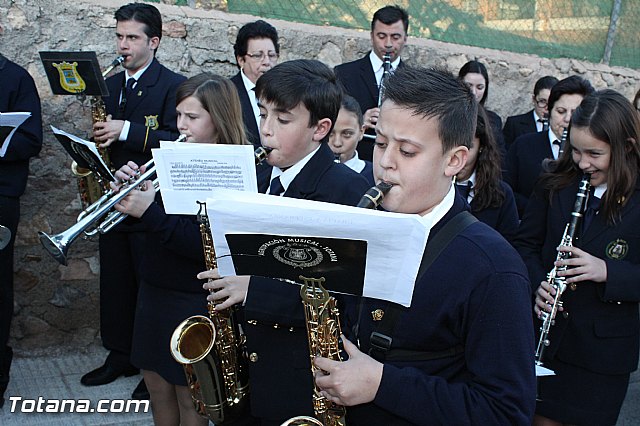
left=254, top=146, right=272, bottom=165
left=535, top=173, right=591, bottom=367
left=557, top=127, right=568, bottom=157
left=357, top=182, right=392, bottom=209
left=377, top=52, right=392, bottom=108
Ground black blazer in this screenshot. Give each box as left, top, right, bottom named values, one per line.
left=244, top=142, right=370, bottom=422
left=334, top=54, right=403, bottom=162
left=231, top=71, right=261, bottom=149
left=514, top=178, right=640, bottom=375
left=503, top=131, right=553, bottom=216
left=470, top=180, right=519, bottom=243
left=0, top=55, right=43, bottom=197
left=103, top=58, right=185, bottom=169
left=503, top=109, right=537, bottom=150
left=344, top=195, right=535, bottom=425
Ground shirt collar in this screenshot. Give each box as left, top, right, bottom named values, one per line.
left=240, top=68, right=256, bottom=91
left=269, top=145, right=321, bottom=193
left=369, top=51, right=400, bottom=73
left=343, top=151, right=366, bottom=173
left=419, top=181, right=456, bottom=227
left=126, top=59, right=152, bottom=82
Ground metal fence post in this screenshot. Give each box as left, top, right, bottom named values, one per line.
left=602, top=0, right=623, bottom=65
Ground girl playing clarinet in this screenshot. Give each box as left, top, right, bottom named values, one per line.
left=514, top=89, right=640, bottom=426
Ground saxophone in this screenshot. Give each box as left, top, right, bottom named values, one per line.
left=170, top=146, right=272, bottom=423
left=284, top=182, right=393, bottom=426
left=535, top=173, right=591, bottom=367
left=73, top=56, right=124, bottom=208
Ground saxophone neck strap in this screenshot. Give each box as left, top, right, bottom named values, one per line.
left=365, top=211, right=477, bottom=362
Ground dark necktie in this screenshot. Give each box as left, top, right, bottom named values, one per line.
left=537, top=118, right=548, bottom=132
left=583, top=188, right=600, bottom=232
left=552, top=139, right=562, bottom=157
left=456, top=181, right=472, bottom=200
left=269, top=176, right=284, bottom=196
left=126, top=78, right=137, bottom=97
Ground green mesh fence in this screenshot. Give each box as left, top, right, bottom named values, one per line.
left=157, top=0, right=639, bottom=69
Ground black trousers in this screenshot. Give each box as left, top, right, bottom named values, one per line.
left=0, top=195, right=19, bottom=365
left=98, top=229, right=145, bottom=367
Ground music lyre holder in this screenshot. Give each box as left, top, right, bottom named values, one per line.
left=39, top=51, right=110, bottom=98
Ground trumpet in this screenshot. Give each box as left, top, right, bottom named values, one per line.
left=38, top=142, right=273, bottom=265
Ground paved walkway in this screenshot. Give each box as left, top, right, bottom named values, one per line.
left=0, top=346, right=639, bottom=425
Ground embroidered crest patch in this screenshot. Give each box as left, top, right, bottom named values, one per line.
left=144, top=115, right=159, bottom=130
left=606, top=239, right=628, bottom=260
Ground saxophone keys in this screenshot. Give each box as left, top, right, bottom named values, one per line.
left=249, top=352, right=259, bottom=363
left=569, top=283, right=577, bottom=291
left=371, top=309, right=384, bottom=321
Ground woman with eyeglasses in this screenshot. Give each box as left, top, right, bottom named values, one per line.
left=504, top=75, right=595, bottom=217
left=230, top=20, right=280, bottom=149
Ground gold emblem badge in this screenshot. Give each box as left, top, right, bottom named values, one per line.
left=52, top=61, right=86, bottom=93
left=371, top=309, right=384, bottom=321
left=145, top=115, right=159, bottom=130
left=606, top=239, right=628, bottom=260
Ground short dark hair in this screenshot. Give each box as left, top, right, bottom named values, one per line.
left=371, top=5, right=409, bottom=33
left=533, top=76, right=559, bottom=96
left=233, top=20, right=280, bottom=61
left=458, top=60, right=490, bottom=105
left=341, top=94, right=363, bottom=127
left=384, top=66, right=477, bottom=153
left=114, top=3, right=162, bottom=42
left=255, top=59, right=342, bottom=143
left=546, top=75, right=594, bottom=112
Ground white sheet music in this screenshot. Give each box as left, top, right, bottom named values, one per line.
left=0, top=112, right=31, bottom=157
left=153, top=142, right=257, bottom=215
left=206, top=189, right=431, bottom=307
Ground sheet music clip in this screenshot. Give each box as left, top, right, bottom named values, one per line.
left=39, top=51, right=110, bottom=97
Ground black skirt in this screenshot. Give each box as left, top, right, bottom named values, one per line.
left=131, top=281, right=209, bottom=385
left=536, top=358, right=630, bottom=425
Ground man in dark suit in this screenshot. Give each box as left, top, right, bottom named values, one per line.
left=503, top=75, right=558, bottom=150
left=230, top=20, right=279, bottom=149
left=334, top=5, right=408, bottom=161
left=314, top=66, right=535, bottom=425
left=199, top=60, right=370, bottom=425
left=83, top=2, right=185, bottom=399
left=0, top=54, right=43, bottom=409
left=504, top=76, right=594, bottom=216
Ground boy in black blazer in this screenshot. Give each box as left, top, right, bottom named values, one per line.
left=314, top=66, right=536, bottom=425
left=200, top=59, right=370, bottom=424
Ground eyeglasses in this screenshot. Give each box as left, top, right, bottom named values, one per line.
left=535, top=98, right=548, bottom=108
left=246, top=51, right=279, bottom=61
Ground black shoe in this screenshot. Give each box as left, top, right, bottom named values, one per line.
left=80, top=363, right=139, bottom=386
left=131, top=379, right=149, bottom=400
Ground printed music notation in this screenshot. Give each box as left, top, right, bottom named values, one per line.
left=153, top=142, right=258, bottom=215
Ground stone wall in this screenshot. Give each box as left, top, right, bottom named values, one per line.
left=1, top=0, right=639, bottom=353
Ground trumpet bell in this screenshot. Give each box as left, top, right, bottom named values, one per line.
left=38, top=231, right=69, bottom=266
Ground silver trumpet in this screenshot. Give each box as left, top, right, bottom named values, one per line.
left=38, top=134, right=187, bottom=265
